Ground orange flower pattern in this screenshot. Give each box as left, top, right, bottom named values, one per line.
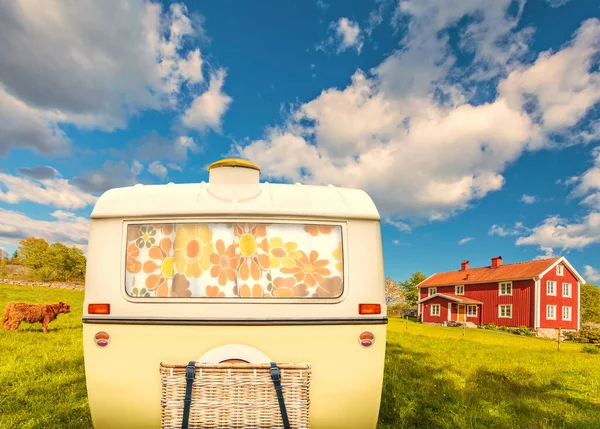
left=142, top=237, right=173, bottom=296
left=234, top=223, right=270, bottom=281
left=332, top=242, right=343, bottom=273
left=125, top=222, right=343, bottom=298
left=209, top=239, right=240, bottom=286
left=280, top=250, right=331, bottom=287
left=304, top=225, right=333, bottom=236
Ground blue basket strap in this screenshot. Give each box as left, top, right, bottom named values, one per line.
left=270, top=362, right=291, bottom=429
left=181, top=360, right=196, bottom=429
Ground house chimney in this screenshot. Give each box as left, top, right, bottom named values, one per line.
left=491, top=256, right=502, bottom=269
left=460, top=260, right=469, bottom=271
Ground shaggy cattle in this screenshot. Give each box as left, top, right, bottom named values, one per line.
left=2, top=301, right=71, bottom=333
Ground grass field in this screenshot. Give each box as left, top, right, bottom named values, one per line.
left=1, top=283, right=599, bottom=428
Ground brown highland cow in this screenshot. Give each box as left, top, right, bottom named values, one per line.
left=2, top=302, right=71, bottom=333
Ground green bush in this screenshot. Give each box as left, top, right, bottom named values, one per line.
left=478, top=323, right=497, bottom=330
left=581, top=345, right=600, bottom=354
left=477, top=324, right=534, bottom=336
left=582, top=322, right=600, bottom=330
left=564, top=329, right=600, bottom=344
left=33, top=266, right=57, bottom=282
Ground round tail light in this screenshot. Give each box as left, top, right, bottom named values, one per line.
left=95, top=331, right=110, bottom=348
left=359, top=331, right=375, bottom=347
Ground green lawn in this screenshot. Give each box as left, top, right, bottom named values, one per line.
left=1, top=284, right=599, bottom=428
left=379, top=318, right=600, bottom=429
left=0, top=284, right=91, bottom=429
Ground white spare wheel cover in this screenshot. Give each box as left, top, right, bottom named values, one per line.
left=197, top=344, right=272, bottom=363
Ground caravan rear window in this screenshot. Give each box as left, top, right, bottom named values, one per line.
left=124, top=222, right=344, bottom=299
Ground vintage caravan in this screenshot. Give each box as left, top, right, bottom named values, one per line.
left=82, top=158, right=387, bottom=428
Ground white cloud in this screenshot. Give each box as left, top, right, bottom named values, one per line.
left=316, top=0, right=328, bottom=11
left=69, top=160, right=144, bottom=194
left=521, top=194, right=537, bottom=204
left=0, top=172, right=97, bottom=209
left=17, top=166, right=60, bottom=180
left=335, top=18, right=364, bottom=54
left=489, top=222, right=531, bottom=237
left=365, top=0, right=392, bottom=37
left=489, top=224, right=510, bottom=237
left=545, top=0, right=573, bottom=7
left=499, top=18, right=600, bottom=134
left=148, top=161, right=168, bottom=180
left=316, top=17, right=364, bottom=54
left=515, top=213, right=600, bottom=250
left=237, top=75, right=535, bottom=221
left=517, top=145, right=600, bottom=255
left=0, top=208, right=90, bottom=250
left=392, top=239, right=399, bottom=245
left=122, top=133, right=200, bottom=163
left=458, top=237, right=474, bottom=245
left=534, top=247, right=556, bottom=260
left=584, top=265, right=600, bottom=283
left=181, top=68, right=232, bottom=133
left=388, top=0, right=532, bottom=89
left=0, top=85, right=71, bottom=156
left=235, top=6, right=600, bottom=226
left=0, top=1, right=228, bottom=156
left=384, top=218, right=412, bottom=232
left=570, top=146, right=600, bottom=209
left=167, top=163, right=183, bottom=172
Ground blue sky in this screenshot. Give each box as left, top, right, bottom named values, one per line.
left=0, top=0, right=599, bottom=284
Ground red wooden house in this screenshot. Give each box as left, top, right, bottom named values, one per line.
left=416, top=256, right=585, bottom=335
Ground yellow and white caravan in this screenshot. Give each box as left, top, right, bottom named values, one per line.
left=82, top=159, right=387, bottom=428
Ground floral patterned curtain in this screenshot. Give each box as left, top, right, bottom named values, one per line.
left=125, top=222, right=344, bottom=299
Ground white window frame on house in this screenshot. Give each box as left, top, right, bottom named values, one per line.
left=455, top=285, right=464, bottom=295
left=562, top=306, right=572, bottom=321
left=428, top=287, right=437, bottom=297
left=547, top=304, right=556, bottom=320
left=467, top=305, right=477, bottom=317
left=547, top=280, right=556, bottom=296
left=562, top=283, right=572, bottom=298
left=556, top=265, right=564, bottom=276
left=498, top=304, right=512, bottom=318
left=499, top=281, right=512, bottom=296
left=430, top=304, right=440, bottom=316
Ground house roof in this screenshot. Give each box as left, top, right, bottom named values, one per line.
left=418, top=293, right=483, bottom=304
left=417, top=257, right=582, bottom=288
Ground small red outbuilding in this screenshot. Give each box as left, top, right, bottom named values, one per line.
left=417, top=256, right=585, bottom=335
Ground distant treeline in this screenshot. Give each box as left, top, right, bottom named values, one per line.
left=0, top=237, right=86, bottom=283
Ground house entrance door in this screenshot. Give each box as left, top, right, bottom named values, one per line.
left=458, top=305, right=466, bottom=323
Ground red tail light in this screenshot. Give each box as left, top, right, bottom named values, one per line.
left=359, top=304, right=381, bottom=314
left=88, top=303, right=110, bottom=315
left=95, top=331, right=110, bottom=348
left=359, top=331, right=375, bottom=347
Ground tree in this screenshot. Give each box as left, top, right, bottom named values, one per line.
left=45, top=242, right=86, bottom=281
left=10, top=249, right=19, bottom=264
left=18, top=237, right=51, bottom=270
left=385, top=277, right=405, bottom=305
left=67, top=246, right=86, bottom=280
left=400, top=271, right=428, bottom=306
left=581, top=283, right=600, bottom=324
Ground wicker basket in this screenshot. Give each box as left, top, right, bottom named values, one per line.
left=159, top=361, right=312, bottom=429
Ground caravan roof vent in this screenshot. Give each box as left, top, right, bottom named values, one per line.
left=208, top=158, right=261, bottom=185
